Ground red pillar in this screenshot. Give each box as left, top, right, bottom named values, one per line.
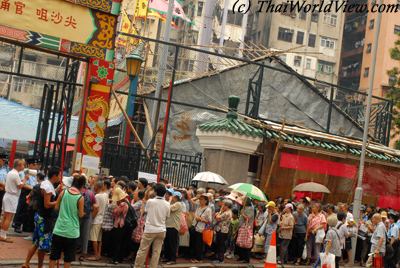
left=9, top=140, right=17, bottom=169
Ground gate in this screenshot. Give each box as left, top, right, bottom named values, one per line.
left=101, top=142, right=202, bottom=187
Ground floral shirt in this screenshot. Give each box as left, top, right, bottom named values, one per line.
left=113, top=202, right=128, bottom=228
left=215, top=209, right=232, bottom=233
left=192, top=206, right=212, bottom=233
left=307, top=212, right=327, bottom=235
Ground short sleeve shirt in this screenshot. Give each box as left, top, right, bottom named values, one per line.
left=215, top=209, right=232, bottom=233
left=93, top=192, right=109, bottom=225
left=5, top=169, right=22, bottom=195
left=325, top=228, right=342, bottom=257
left=26, top=175, right=38, bottom=187
left=388, top=223, right=399, bottom=240
left=144, top=197, right=171, bottom=233
left=40, top=180, right=56, bottom=196
left=371, top=222, right=387, bottom=253
left=293, top=211, right=308, bottom=234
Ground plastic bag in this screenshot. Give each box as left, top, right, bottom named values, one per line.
left=320, top=252, right=336, bottom=268
left=316, top=229, right=326, bottom=243
left=251, top=234, right=265, bottom=253
left=202, top=228, right=214, bottom=247
left=302, top=244, right=307, bottom=260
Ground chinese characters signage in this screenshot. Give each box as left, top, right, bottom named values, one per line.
left=0, top=0, right=119, bottom=60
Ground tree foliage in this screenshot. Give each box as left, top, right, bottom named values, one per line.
left=386, top=33, right=400, bottom=148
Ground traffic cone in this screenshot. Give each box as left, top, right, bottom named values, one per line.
left=264, top=231, right=277, bottom=268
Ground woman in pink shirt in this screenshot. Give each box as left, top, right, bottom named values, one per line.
left=305, top=203, right=327, bottom=265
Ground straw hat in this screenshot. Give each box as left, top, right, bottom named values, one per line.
left=112, top=187, right=128, bottom=202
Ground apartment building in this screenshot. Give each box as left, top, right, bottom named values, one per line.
left=358, top=0, right=400, bottom=97
left=0, top=43, right=66, bottom=108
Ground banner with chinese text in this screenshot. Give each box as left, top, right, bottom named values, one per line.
left=0, top=0, right=119, bottom=60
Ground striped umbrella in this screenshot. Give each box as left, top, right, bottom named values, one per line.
left=229, top=183, right=267, bottom=202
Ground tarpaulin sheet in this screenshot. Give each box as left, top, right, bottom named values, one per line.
left=280, top=152, right=357, bottom=179
left=377, top=196, right=400, bottom=210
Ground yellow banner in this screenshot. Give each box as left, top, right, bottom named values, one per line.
left=0, top=0, right=96, bottom=44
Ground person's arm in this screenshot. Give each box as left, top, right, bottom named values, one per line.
left=55, top=190, right=65, bottom=211
left=375, top=236, right=385, bottom=254
left=17, top=174, right=27, bottom=189
left=0, top=182, right=4, bottom=190
left=43, top=191, right=56, bottom=209
left=325, top=238, right=332, bottom=255
left=92, top=203, right=99, bottom=218
left=78, top=196, right=85, bottom=218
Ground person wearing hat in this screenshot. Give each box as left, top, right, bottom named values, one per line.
left=189, top=193, right=212, bottom=263
left=163, top=190, right=183, bottom=265
left=278, top=203, right=295, bottom=265
left=13, top=157, right=40, bottom=233
left=259, top=201, right=279, bottom=258
left=0, top=153, right=9, bottom=216
left=109, top=187, right=129, bottom=264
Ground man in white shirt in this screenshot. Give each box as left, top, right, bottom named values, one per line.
left=0, top=159, right=26, bottom=242
left=134, top=183, right=170, bottom=268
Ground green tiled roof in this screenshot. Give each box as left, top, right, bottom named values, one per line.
left=198, top=117, right=265, bottom=138
left=264, top=128, right=400, bottom=164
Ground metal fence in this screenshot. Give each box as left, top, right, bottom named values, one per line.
left=101, top=142, right=202, bottom=187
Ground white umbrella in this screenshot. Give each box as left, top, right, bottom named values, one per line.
left=192, top=171, right=228, bottom=185
left=292, top=182, right=331, bottom=194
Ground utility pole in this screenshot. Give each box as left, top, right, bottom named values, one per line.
left=219, top=0, right=229, bottom=49
left=196, top=0, right=217, bottom=72
left=351, top=0, right=382, bottom=263
left=150, top=0, right=174, bottom=148
left=238, top=1, right=249, bottom=58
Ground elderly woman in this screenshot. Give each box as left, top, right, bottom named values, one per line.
left=306, top=203, right=327, bottom=265
left=237, top=198, right=255, bottom=263
left=278, top=203, right=295, bottom=265
left=214, top=199, right=233, bottom=263
left=259, top=201, right=279, bottom=258
left=324, top=214, right=342, bottom=268
left=189, top=194, right=212, bottom=263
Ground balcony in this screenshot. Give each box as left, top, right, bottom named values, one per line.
left=341, top=46, right=364, bottom=59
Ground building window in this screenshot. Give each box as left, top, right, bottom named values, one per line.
left=281, top=2, right=296, bottom=17
left=320, top=36, right=335, bottom=49
left=369, top=19, right=374, bottom=29
left=308, top=33, right=316, bottom=47
left=364, top=67, right=369, bottom=77
left=366, top=43, right=372, bottom=53
left=296, top=31, right=304, bottom=44
left=197, top=2, right=203, bottom=17
left=395, top=25, right=400, bottom=34
left=323, top=13, right=337, bottom=26
left=311, top=12, right=319, bottom=22
left=227, top=10, right=243, bottom=26
left=277, top=27, right=294, bottom=42
left=294, top=56, right=302, bottom=67
left=305, top=58, right=312, bottom=69
left=23, top=54, right=37, bottom=62
left=299, top=10, right=306, bottom=20
left=317, top=60, right=334, bottom=74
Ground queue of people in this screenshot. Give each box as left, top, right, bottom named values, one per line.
left=1, top=155, right=400, bottom=267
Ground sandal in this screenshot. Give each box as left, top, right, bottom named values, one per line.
left=86, top=256, right=101, bottom=261
left=78, top=256, right=85, bottom=262
left=0, top=237, right=13, bottom=243
left=21, top=265, right=30, bottom=268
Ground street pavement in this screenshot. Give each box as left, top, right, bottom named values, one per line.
left=0, top=233, right=363, bottom=267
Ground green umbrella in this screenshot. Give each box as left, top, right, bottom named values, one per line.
left=229, top=183, right=267, bottom=202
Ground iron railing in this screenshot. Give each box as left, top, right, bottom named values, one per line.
left=101, top=142, right=202, bottom=188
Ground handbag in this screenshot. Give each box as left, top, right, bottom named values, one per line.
left=236, top=223, right=253, bottom=249
left=131, top=215, right=145, bottom=243
left=316, top=228, right=326, bottom=243
left=251, top=234, right=265, bottom=253
left=179, top=213, right=189, bottom=235
left=202, top=226, right=214, bottom=246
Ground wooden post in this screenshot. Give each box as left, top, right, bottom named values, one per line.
left=264, top=121, right=286, bottom=193
left=110, top=88, right=145, bottom=149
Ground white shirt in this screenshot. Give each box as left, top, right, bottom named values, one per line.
left=93, top=192, right=109, bottom=225
left=346, top=212, right=354, bottom=223
left=5, top=169, right=22, bottom=195
left=144, top=197, right=170, bottom=234
left=40, top=179, right=56, bottom=196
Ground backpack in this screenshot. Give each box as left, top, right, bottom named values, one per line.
left=124, top=201, right=138, bottom=232
left=29, top=184, right=42, bottom=211
left=82, top=190, right=93, bottom=219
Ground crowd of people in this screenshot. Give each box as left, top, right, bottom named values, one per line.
left=0, top=154, right=400, bottom=268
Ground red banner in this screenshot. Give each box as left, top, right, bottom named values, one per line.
left=280, top=152, right=357, bottom=179
left=378, top=196, right=400, bottom=210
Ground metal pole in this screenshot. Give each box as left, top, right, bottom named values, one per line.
left=122, top=75, right=139, bottom=145
left=150, top=0, right=174, bottom=148
left=351, top=3, right=382, bottom=264
left=238, top=0, right=249, bottom=58
left=156, top=47, right=179, bottom=182
left=326, top=86, right=334, bottom=133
